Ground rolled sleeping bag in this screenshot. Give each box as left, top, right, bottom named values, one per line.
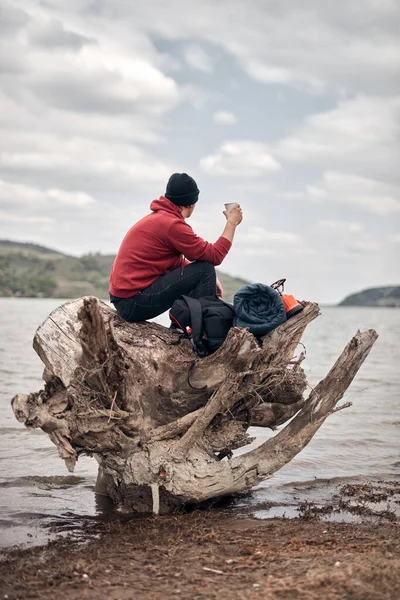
left=233, top=283, right=287, bottom=336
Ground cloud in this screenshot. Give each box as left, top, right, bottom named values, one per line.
left=349, top=240, right=380, bottom=252
left=0, top=177, right=141, bottom=254
left=0, top=210, right=53, bottom=225
left=213, top=110, right=237, bottom=125
left=0, top=134, right=173, bottom=194
left=317, top=219, right=381, bottom=254
left=0, top=40, right=29, bottom=74
left=319, top=220, right=364, bottom=233
left=27, top=18, right=94, bottom=49
left=275, top=95, right=400, bottom=183
left=0, top=3, right=181, bottom=118
left=306, top=186, right=328, bottom=202
left=0, top=81, right=174, bottom=197
left=0, top=2, right=29, bottom=36
left=10, top=0, right=400, bottom=97
left=306, top=171, right=400, bottom=215
left=245, top=62, right=293, bottom=85
left=25, top=45, right=180, bottom=116
left=0, top=178, right=95, bottom=209
left=0, top=91, right=165, bottom=146
left=0, top=0, right=398, bottom=301
left=111, top=0, right=400, bottom=94
left=245, top=227, right=303, bottom=245
left=234, top=226, right=314, bottom=258
left=200, top=141, right=280, bottom=177
left=0, top=3, right=180, bottom=201
left=183, top=44, right=214, bottom=73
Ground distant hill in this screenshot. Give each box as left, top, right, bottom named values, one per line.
left=339, top=286, right=400, bottom=307
left=0, top=240, right=249, bottom=303
left=0, top=240, right=66, bottom=256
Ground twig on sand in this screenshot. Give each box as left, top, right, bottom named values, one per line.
left=202, top=567, right=225, bottom=575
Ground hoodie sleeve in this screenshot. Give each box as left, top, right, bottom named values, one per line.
left=168, top=219, right=231, bottom=266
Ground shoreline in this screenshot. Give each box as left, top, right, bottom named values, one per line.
left=1, top=474, right=399, bottom=552
left=1, top=512, right=399, bottom=600
left=1, top=478, right=400, bottom=599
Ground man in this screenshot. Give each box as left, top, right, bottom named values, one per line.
left=109, top=172, right=243, bottom=322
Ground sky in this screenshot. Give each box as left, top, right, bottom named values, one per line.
left=0, top=0, right=399, bottom=303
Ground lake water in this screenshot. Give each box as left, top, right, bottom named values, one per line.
left=0, top=298, right=399, bottom=549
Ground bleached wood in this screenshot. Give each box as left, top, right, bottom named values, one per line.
left=11, top=296, right=377, bottom=513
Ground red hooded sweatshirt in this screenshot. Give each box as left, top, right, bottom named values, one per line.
left=109, top=196, right=232, bottom=298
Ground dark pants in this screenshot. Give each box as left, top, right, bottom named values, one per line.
left=111, top=261, right=217, bottom=322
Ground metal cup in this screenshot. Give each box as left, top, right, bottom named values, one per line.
left=224, top=202, right=239, bottom=213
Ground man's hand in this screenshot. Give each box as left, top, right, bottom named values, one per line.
left=223, top=204, right=243, bottom=226
left=221, top=203, right=243, bottom=244
left=216, top=278, right=223, bottom=298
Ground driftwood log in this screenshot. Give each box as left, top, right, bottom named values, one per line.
left=11, top=297, right=377, bottom=514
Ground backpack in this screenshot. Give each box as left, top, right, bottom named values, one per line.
left=169, top=295, right=236, bottom=357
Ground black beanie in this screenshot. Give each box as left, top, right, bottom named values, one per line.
left=165, top=173, right=199, bottom=206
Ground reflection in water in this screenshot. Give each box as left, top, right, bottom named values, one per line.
left=0, top=299, right=399, bottom=549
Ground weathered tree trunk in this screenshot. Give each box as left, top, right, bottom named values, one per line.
left=11, top=297, right=377, bottom=514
